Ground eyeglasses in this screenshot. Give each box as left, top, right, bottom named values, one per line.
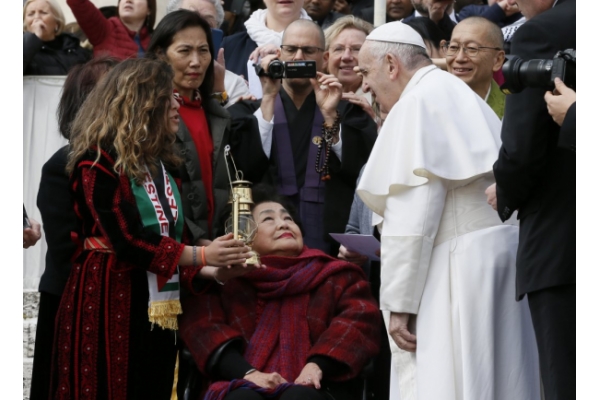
left=280, top=45, right=325, bottom=56
left=441, top=42, right=502, bottom=57
left=330, top=45, right=362, bottom=56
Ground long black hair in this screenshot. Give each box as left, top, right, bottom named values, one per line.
left=146, top=9, right=215, bottom=103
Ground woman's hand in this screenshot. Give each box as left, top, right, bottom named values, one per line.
left=213, top=48, right=227, bottom=93
left=203, top=233, right=253, bottom=267
left=245, top=370, right=288, bottom=389
left=338, top=245, right=369, bottom=266
left=294, top=362, right=323, bottom=389
left=31, top=19, right=54, bottom=41
left=249, top=44, right=280, bottom=64
left=342, top=92, right=376, bottom=120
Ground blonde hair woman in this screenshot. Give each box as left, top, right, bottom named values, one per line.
left=23, top=0, right=89, bottom=75
left=323, top=16, right=376, bottom=120
left=54, top=58, right=252, bottom=400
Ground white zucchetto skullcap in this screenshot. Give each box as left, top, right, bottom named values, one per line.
left=366, top=21, right=427, bottom=49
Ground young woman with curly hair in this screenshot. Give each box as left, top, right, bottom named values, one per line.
left=53, top=58, right=252, bottom=400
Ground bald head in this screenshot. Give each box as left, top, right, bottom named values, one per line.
left=283, top=19, right=326, bottom=49
left=458, top=16, right=504, bottom=49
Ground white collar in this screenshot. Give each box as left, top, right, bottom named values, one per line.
left=400, top=64, right=438, bottom=100
left=484, top=83, right=492, bottom=102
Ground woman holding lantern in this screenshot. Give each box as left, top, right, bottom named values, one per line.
left=147, top=10, right=255, bottom=254
left=52, top=58, right=252, bottom=400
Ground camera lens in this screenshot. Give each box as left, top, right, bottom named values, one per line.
left=267, top=60, right=285, bottom=79
left=501, top=56, right=554, bottom=94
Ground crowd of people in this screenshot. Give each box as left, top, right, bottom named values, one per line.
left=23, top=0, right=575, bottom=400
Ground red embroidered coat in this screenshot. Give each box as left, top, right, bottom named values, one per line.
left=51, top=150, right=202, bottom=400
left=179, top=249, right=381, bottom=386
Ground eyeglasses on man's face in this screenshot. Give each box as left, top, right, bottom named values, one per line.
left=280, top=45, right=325, bottom=57
left=442, top=42, right=502, bottom=57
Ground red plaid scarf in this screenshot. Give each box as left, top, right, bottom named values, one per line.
left=205, top=247, right=364, bottom=399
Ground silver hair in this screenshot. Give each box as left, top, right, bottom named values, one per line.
left=166, top=0, right=225, bottom=27
left=366, top=41, right=432, bottom=71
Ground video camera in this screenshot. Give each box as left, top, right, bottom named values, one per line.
left=254, top=60, right=317, bottom=79
left=501, top=49, right=576, bottom=94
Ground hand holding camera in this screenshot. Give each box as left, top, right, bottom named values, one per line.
left=544, top=78, right=576, bottom=127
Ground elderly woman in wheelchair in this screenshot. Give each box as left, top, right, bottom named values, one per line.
left=179, top=188, right=381, bottom=400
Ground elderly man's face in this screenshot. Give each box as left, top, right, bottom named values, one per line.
left=180, top=0, right=219, bottom=28
left=356, top=43, right=401, bottom=114
left=387, top=0, right=414, bottom=20
left=446, top=21, right=504, bottom=94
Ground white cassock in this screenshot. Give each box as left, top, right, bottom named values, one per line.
left=357, top=65, right=541, bottom=400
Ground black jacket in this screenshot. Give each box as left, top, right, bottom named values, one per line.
left=176, top=98, right=233, bottom=242
left=23, top=32, right=90, bottom=75
left=222, top=31, right=257, bottom=78
left=37, top=146, right=78, bottom=296
left=492, top=0, right=576, bottom=298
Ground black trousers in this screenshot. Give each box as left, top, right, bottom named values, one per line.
left=224, top=385, right=332, bottom=400
left=527, top=284, right=576, bottom=400
left=30, top=291, right=61, bottom=400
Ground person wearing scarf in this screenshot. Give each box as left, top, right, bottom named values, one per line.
left=179, top=187, right=381, bottom=400
left=52, top=58, right=253, bottom=400
left=222, top=0, right=312, bottom=78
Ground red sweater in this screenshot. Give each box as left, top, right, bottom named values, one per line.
left=67, top=0, right=151, bottom=60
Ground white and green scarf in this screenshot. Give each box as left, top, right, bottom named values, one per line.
left=131, top=162, right=184, bottom=330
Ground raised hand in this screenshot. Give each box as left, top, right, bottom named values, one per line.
left=311, top=72, right=343, bottom=125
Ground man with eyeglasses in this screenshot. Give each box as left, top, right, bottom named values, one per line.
left=444, top=16, right=506, bottom=118
left=355, top=21, right=541, bottom=399
left=228, top=19, right=377, bottom=256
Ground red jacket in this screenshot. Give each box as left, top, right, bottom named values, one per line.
left=67, top=0, right=151, bottom=60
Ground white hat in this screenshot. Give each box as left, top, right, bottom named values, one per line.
left=366, top=21, right=427, bottom=49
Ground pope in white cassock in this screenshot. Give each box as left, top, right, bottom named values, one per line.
left=355, top=22, right=541, bottom=400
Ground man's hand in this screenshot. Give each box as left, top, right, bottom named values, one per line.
left=338, top=245, right=369, bottom=266
left=311, top=72, right=343, bottom=125
left=294, top=362, right=323, bottom=389
left=424, top=0, right=454, bottom=23
left=544, top=78, right=576, bottom=127
left=245, top=370, right=288, bottom=389
left=497, top=0, right=520, bottom=16
left=257, top=53, right=282, bottom=121
left=213, top=48, right=227, bottom=93
left=389, top=312, right=417, bottom=352
left=485, top=183, right=498, bottom=211
left=23, top=217, right=42, bottom=249
left=249, top=43, right=280, bottom=64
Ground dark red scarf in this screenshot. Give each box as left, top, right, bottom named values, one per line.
left=205, top=247, right=364, bottom=399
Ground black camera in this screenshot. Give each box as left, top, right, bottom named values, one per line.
left=254, top=60, right=317, bottom=79
left=501, top=49, right=576, bottom=94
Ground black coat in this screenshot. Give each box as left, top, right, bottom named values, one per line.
left=23, top=32, right=90, bottom=75
left=222, top=31, right=257, bottom=78
left=492, top=0, right=576, bottom=298
left=36, top=146, right=78, bottom=296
